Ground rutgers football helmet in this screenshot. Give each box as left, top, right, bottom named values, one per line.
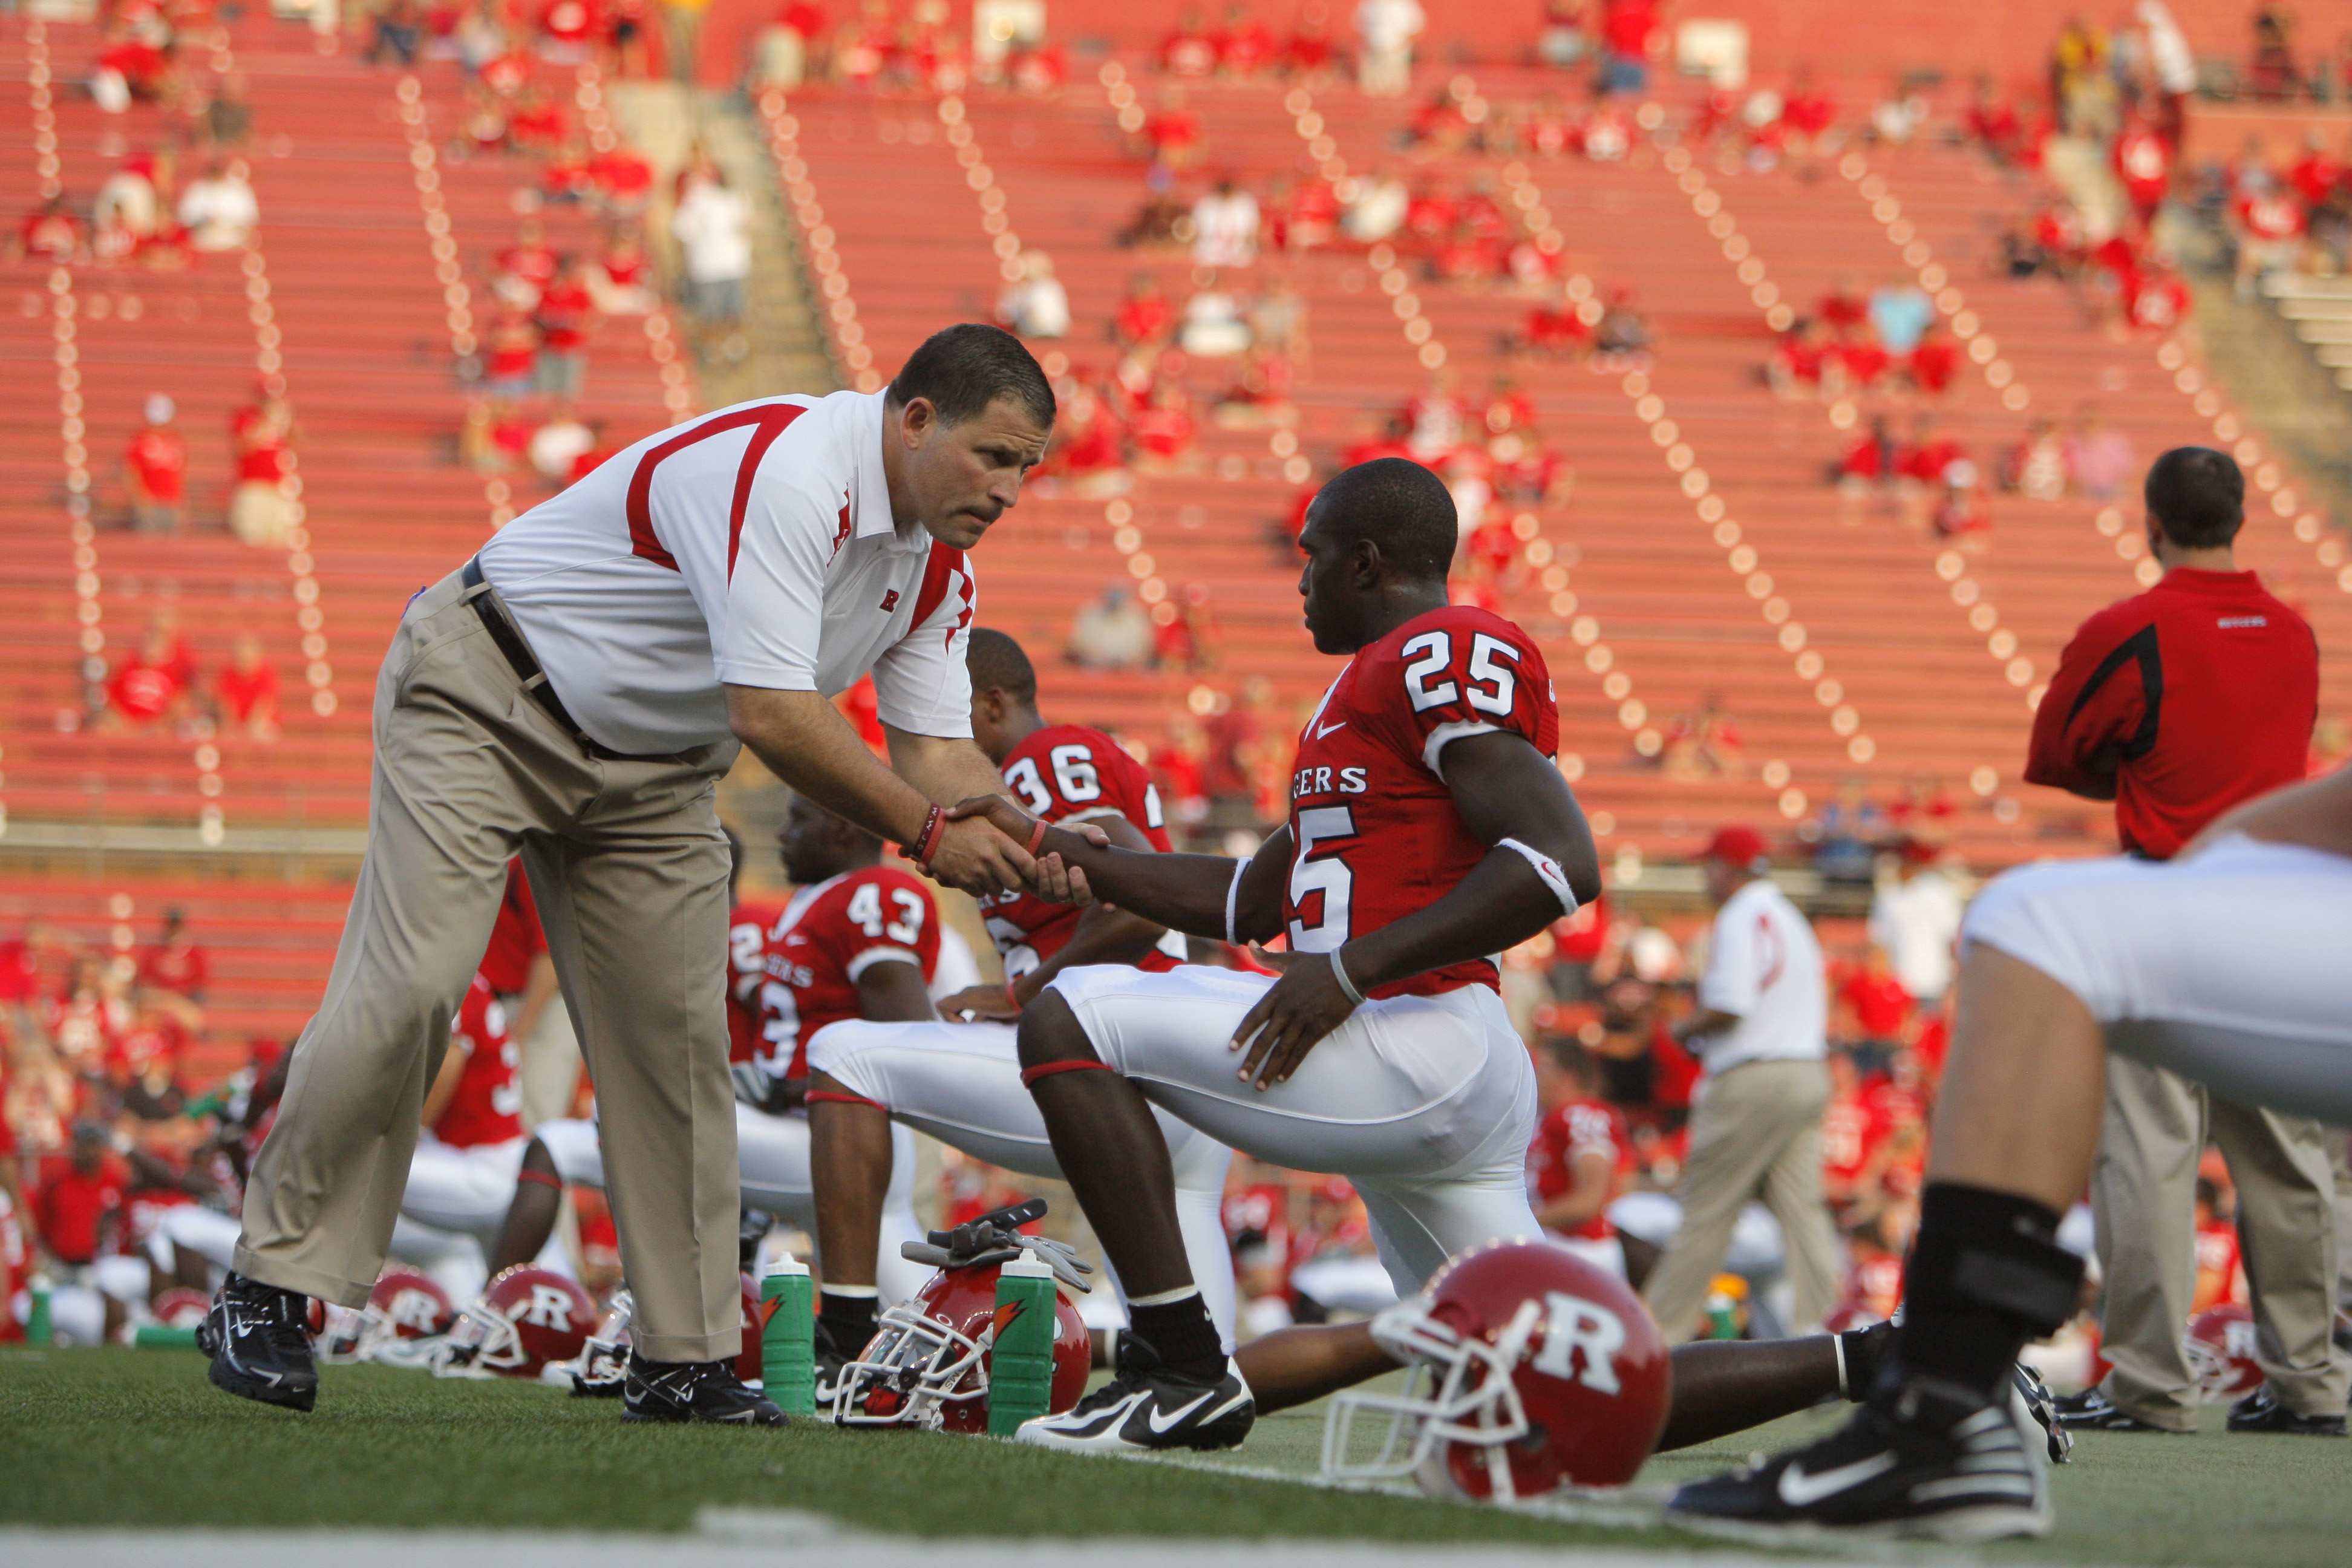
left=151, top=1287, right=212, bottom=1330
left=1323, top=1239, right=1670, bottom=1500
left=2186, top=1303, right=2265, bottom=1402
left=319, top=1270, right=456, bottom=1367
left=434, top=1266, right=598, bottom=1381
left=834, top=1260, right=1089, bottom=1432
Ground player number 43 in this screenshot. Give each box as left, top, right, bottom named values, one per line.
left=846, top=882, right=926, bottom=943
left=1401, top=630, right=1520, bottom=716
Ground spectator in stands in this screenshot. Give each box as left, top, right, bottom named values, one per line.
left=1930, top=461, right=1991, bottom=539
left=1284, top=5, right=1339, bottom=80
left=1866, top=838, right=1961, bottom=1010
left=1177, top=275, right=1250, bottom=358
left=1341, top=166, right=1408, bottom=244
left=1217, top=4, right=1275, bottom=77
left=2232, top=172, right=2308, bottom=296
left=367, top=0, right=426, bottom=66
left=93, top=152, right=163, bottom=263
left=11, top=195, right=87, bottom=266
left=534, top=259, right=598, bottom=399
left=1145, top=88, right=1203, bottom=172
left=2114, top=112, right=2175, bottom=232
left=482, top=309, right=541, bottom=403
left=138, top=911, right=208, bottom=1005
left=1812, top=776, right=1887, bottom=884
left=2004, top=417, right=2070, bottom=500
left=996, top=250, right=1071, bottom=340
left=1593, top=285, right=1650, bottom=355
left=1660, top=696, right=1745, bottom=782
left=1129, top=379, right=1198, bottom=466
left=1767, top=317, right=1832, bottom=402
left=1906, top=321, right=1959, bottom=393
left=1067, top=586, right=1155, bottom=671
left=1867, top=275, right=1934, bottom=354
left=1515, top=281, right=1595, bottom=359
left=125, top=395, right=187, bottom=535
left=103, top=618, right=197, bottom=733
left=1249, top=272, right=1310, bottom=380
left=2065, top=406, right=2136, bottom=501
left=206, top=72, right=254, bottom=152
left=528, top=404, right=598, bottom=485
left=1034, top=380, right=1128, bottom=497
left=1595, top=0, right=1657, bottom=94
left=670, top=165, right=751, bottom=359
left=587, top=226, right=658, bottom=313
left=1112, top=271, right=1176, bottom=352
left=213, top=632, right=281, bottom=740
left=2249, top=3, right=2303, bottom=101
left=1191, top=177, right=1261, bottom=270
left=1539, top=0, right=1592, bottom=68
left=177, top=158, right=258, bottom=254
left=230, top=388, right=298, bottom=550
left=1353, top=0, right=1424, bottom=96
left=1961, top=73, right=2027, bottom=165
left=492, top=221, right=559, bottom=311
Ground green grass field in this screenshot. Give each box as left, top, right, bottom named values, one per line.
left=4, top=1347, right=2348, bottom=1564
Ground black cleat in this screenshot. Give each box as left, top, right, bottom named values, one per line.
left=2227, top=1385, right=2347, bottom=1436
left=1667, top=1374, right=2049, bottom=1542
left=811, top=1318, right=863, bottom=1419
left=2050, top=1386, right=2189, bottom=1432
left=203, top=1273, right=320, bottom=1413
left=621, top=1353, right=788, bottom=1425
left=1014, top=1333, right=1253, bottom=1452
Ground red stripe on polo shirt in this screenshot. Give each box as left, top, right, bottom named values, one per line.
left=624, top=403, right=809, bottom=575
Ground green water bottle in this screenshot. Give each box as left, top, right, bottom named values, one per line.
left=986, top=1249, right=1057, bottom=1437
left=134, top=1324, right=201, bottom=1350
left=27, top=1273, right=53, bottom=1347
left=759, top=1254, right=814, bottom=1416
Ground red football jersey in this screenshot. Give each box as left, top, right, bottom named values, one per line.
left=1282, top=606, right=1560, bottom=998
left=759, top=867, right=940, bottom=1079
left=1526, top=1096, right=1631, bottom=1241
left=727, top=897, right=788, bottom=1064
left=479, top=862, right=547, bottom=995
left=979, top=724, right=1182, bottom=979
left=434, top=975, right=523, bottom=1148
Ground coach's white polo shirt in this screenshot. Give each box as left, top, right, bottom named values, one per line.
left=1694, top=876, right=1827, bottom=1078
left=478, top=390, right=975, bottom=755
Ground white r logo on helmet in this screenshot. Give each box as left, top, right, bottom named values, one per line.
left=1532, top=1290, right=1625, bottom=1394
left=524, top=1284, right=577, bottom=1328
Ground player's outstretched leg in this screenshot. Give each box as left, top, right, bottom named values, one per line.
left=1009, top=992, right=1253, bottom=1453
left=1667, top=946, right=2099, bottom=1541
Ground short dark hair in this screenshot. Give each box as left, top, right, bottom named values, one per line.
left=1312, top=457, right=1457, bottom=582
left=2145, top=446, right=2243, bottom=550
left=965, top=626, right=1038, bottom=707
left=886, top=324, right=1056, bottom=430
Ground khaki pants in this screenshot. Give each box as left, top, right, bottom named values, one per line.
left=2092, top=1057, right=2348, bottom=1428
left=236, top=567, right=744, bottom=1361
left=1642, top=1057, right=1843, bottom=1344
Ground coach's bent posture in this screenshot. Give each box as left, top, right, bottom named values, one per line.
left=204, top=325, right=1051, bottom=1422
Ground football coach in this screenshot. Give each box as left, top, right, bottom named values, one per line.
left=205, top=325, right=1053, bottom=1423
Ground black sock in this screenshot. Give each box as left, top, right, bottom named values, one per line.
left=1837, top=1318, right=1896, bottom=1402
left=1128, top=1290, right=1225, bottom=1383
left=818, top=1289, right=878, bottom=1353
left=1893, top=1183, right=2083, bottom=1403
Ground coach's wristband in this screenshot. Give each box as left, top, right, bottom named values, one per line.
left=1224, top=860, right=1247, bottom=947
left=1498, top=837, right=1578, bottom=918
left=1328, top=947, right=1368, bottom=1007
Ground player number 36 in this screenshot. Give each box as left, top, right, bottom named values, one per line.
left=1401, top=630, right=1520, bottom=717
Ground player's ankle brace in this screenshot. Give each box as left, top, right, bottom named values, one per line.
left=1128, top=1290, right=1224, bottom=1382
left=1892, top=1183, right=2083, bottom=1400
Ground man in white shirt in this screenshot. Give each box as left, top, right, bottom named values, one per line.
left=670, top=169, right=752, bottom=342
left=1189, top=179, right=1260, bottom=270
left=1641, top=826, right=1843, bottom=1343
left=1354, top=0, right=1425, bottom=96
left=206, top=325, right=1051, bottom=1426
left=177, top=158, right=260, bottom=252
left=1869, top=840, right=1964, bottom=1005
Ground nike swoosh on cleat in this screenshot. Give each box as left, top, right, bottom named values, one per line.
left=1776, top=1451, right=1899, bottom=1507
left=1144, top=1390, right=1217, bottom=1434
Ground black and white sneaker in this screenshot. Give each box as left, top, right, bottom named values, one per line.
left=203, top=1273, right=320, bottom=1413
left=2227, top=1385, right=2347, bottom=1436
left=2051, top=1385, right=2187, bottom=1433
left=621, top=1353, right=788, bottom=1426
left=811, top=1319, right=862, bottom=1419
left=1015, top=1334, right=1253, bottom=1453
left=2014, top=1363, right=2073, bottom=1462
left=1666, top=1374, right=2049, bottom=1542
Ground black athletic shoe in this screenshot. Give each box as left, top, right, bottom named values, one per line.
left=1667, top=1374, right=2048, bottom=1542
left=2227, top=1385, right=2348, bottom=1436
left=621, top=1354, right=788, bottom=1425
left=1014, top=1333, right=1253, bottom=1452
left=2014, top=1364, right=2073, bottom=1463
left=203, top=1273, right=319, bottom=1413
left=2050, top=1386, right=2188, bottom=1433
left=811, top=1318, right=864, bottom=1419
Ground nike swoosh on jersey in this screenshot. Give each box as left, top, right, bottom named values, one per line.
left=1776, top=1451, right=1899, bottom=1507
left=1315, top=720, right=1348, bottom=739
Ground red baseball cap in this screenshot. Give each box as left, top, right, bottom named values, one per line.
left=1699, top=825, right=1769, bottom=869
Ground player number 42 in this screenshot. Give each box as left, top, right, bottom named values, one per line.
left=1401, top=630, right=1520, bottom=717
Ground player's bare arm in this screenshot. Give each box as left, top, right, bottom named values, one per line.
left=853, top=958, right=938, bottom=1025
left=1534, top=1145, right=1614, bottom=1234
left=941, top=812, right=1174, bottom=1019
left=2184, top=761, right=2352, bottom=859
left=419, top=1036, right=471, bottom=1126
left=725, top=685, right=1033, bottom=898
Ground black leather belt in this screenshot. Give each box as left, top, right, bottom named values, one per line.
left=462, top=556, right=592, bottom=742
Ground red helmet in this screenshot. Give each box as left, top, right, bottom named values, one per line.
left=152, top=1287, right=211, bottom=1329
left=1323, top=1238, right=1670, bottom=1500
left=2186, top=1303, right=2264, bottom=1402
left=439, top=1266, right=598, bottom=1381
left=835, top=1260, right=1089, bottom=1432
left=322, top=1270, right=456, bottom=1366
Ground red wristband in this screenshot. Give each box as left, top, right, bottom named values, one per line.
left=907, top=803, right=946, bottom=867
left=1027, top=817, right=1049, bottom=855
left=1005, top=978, right=1022, bottom=1012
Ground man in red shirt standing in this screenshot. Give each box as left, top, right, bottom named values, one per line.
left=126, top=394, right=186, bottom=534
left=2027, top=446, right=2344, bottom=1437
